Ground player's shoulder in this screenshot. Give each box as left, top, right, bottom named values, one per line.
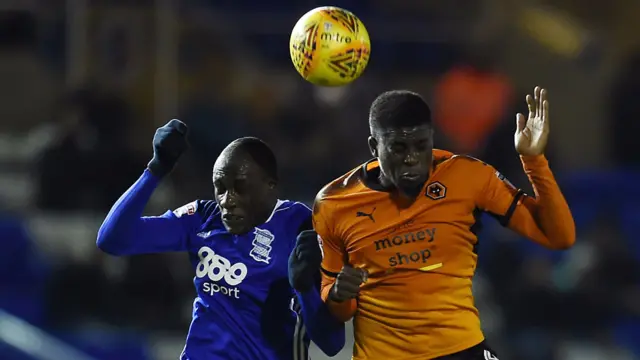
left=432, top=148, right=456, bottom=164
left=315, top=162, right=369, bottom=204
left=271, top=200, right=311, bottom=219
left=173, top=199, right=219, bottom=222
left=433, top=149, right=495, bottom=173
left=267, top=200, right=313, bottom=238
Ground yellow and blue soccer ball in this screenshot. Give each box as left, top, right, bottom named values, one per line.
left=289, top=6, right=371, bottom=87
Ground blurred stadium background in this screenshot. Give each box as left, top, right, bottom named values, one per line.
left=1, top=0, right=639, bottom=359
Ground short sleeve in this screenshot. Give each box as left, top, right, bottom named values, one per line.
left=476, top=164, right=525, bottom=227
left=312, top=199, right=344, bottom=276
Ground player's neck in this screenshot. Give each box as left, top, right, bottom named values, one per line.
left=253, top=198, right=279, bottom=227
left=393, top=185, right=424, bottom=205
left=378, top=173, right=394, bottom=190
left=376, top=173, right=423, bottom=203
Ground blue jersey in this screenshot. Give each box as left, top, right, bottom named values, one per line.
left=97, top=170, right=344, bottom=360
left=177, top=199, right=311, bottom=360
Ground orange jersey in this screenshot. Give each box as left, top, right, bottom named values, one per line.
left=314, top=150, right=575, bottom=360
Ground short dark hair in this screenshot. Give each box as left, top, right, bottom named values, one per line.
left=228, top=137, right=278, bottom=180
left=369, top=90, right=432, bottom=132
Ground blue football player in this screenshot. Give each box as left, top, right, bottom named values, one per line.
left=97, top=120, right=345, bottom=360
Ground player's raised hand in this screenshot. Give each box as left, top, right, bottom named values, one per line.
left=288, top=230, right=323, bottom=292
left=330, top=265, right=367, bottom=303
left=515, top=86, right=550, bottom=156
left=148, top=119, right=189, bottom=177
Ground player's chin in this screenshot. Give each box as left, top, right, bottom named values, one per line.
left=222, top=218, right=251, bottom=235
left=396, top=178, right=426, bottom=197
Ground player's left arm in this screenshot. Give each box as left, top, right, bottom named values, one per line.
left=479, top=86, right=576, bottom=250
left=296, top=275, right=346, bottom=356
left=289, top=210, right=345, bottom=357
left=313, top=197, right=359, bottom=322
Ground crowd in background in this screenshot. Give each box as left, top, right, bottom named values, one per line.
left=1, top=1, right=640, bottom=360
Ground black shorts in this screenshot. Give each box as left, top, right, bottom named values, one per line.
left=434, top=341, right=500, bottom=360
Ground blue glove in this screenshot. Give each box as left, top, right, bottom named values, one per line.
left=288, top=230, right=323, bottom=293
left=147, top=119, right=188, bottom=177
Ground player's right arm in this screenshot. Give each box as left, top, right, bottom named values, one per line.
left=96, top=171, right=206, bottom=255
left=313, top=197, right=359, bottom=322
left=96, top=119, right=195, bottom=256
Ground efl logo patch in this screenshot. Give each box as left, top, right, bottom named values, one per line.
left=250, top=228, right=275, bottom=264
left=173, top=201, right=197, bottom=218
left=317, top=234, right=325, bottom=259
left=495, top=170, right=516, bottom=190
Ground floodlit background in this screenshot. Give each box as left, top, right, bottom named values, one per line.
left=1, top=0, right=639, bottom=359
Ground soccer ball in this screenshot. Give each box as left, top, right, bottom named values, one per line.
left=289, top=6, right=371, bottom=87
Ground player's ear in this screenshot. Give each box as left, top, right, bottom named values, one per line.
left=367, top=136, right=378, bottom=157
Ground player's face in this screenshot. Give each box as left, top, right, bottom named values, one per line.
left=369, top=124, right=433, bottom=197
left=212, top=153, right=277, bottom=234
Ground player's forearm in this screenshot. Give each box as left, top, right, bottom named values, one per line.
left=520, top=155, right=576, bottom=249
left=97, top=169, right=161, bottom=255
left=296, top=287, right=345, bottom=356
left=320, top=282, right=357, bottom=322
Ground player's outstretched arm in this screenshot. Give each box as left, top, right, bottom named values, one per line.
left=289, top=230, right=346, bottom=356
left=97, top=119, right=196, bottom=256
left=512, top=87, right=575, bottom=249
left=480, top=87, right=575, bottom=249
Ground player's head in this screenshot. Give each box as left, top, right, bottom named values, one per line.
left=213, top=137, right=278, bottom=234
left=368, top=90, right=434, bottom=197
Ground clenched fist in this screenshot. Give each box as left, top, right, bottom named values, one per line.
left=148, top=119, right=189, bottom=177
left=288, top=230, right=323, bottom=292
left=329, top=265, right=367, bottom=303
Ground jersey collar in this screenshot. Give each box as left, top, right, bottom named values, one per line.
left=264, top=199, right=286, bottom=223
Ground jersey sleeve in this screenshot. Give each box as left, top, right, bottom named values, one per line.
left=475, top=161, right=524, bottom=226
left=277, top=202, right=314, bottom=260
left=294, top=285, right=346, bottom=356
left=313, top=197, right=357, bottom=321
left=292, top=202, right=314, bottom=245
left=476, top=156, right=575, bottom=249
left=97, top=169, right=212, bottom=255
left=312, top=198, right=344, bottom=277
